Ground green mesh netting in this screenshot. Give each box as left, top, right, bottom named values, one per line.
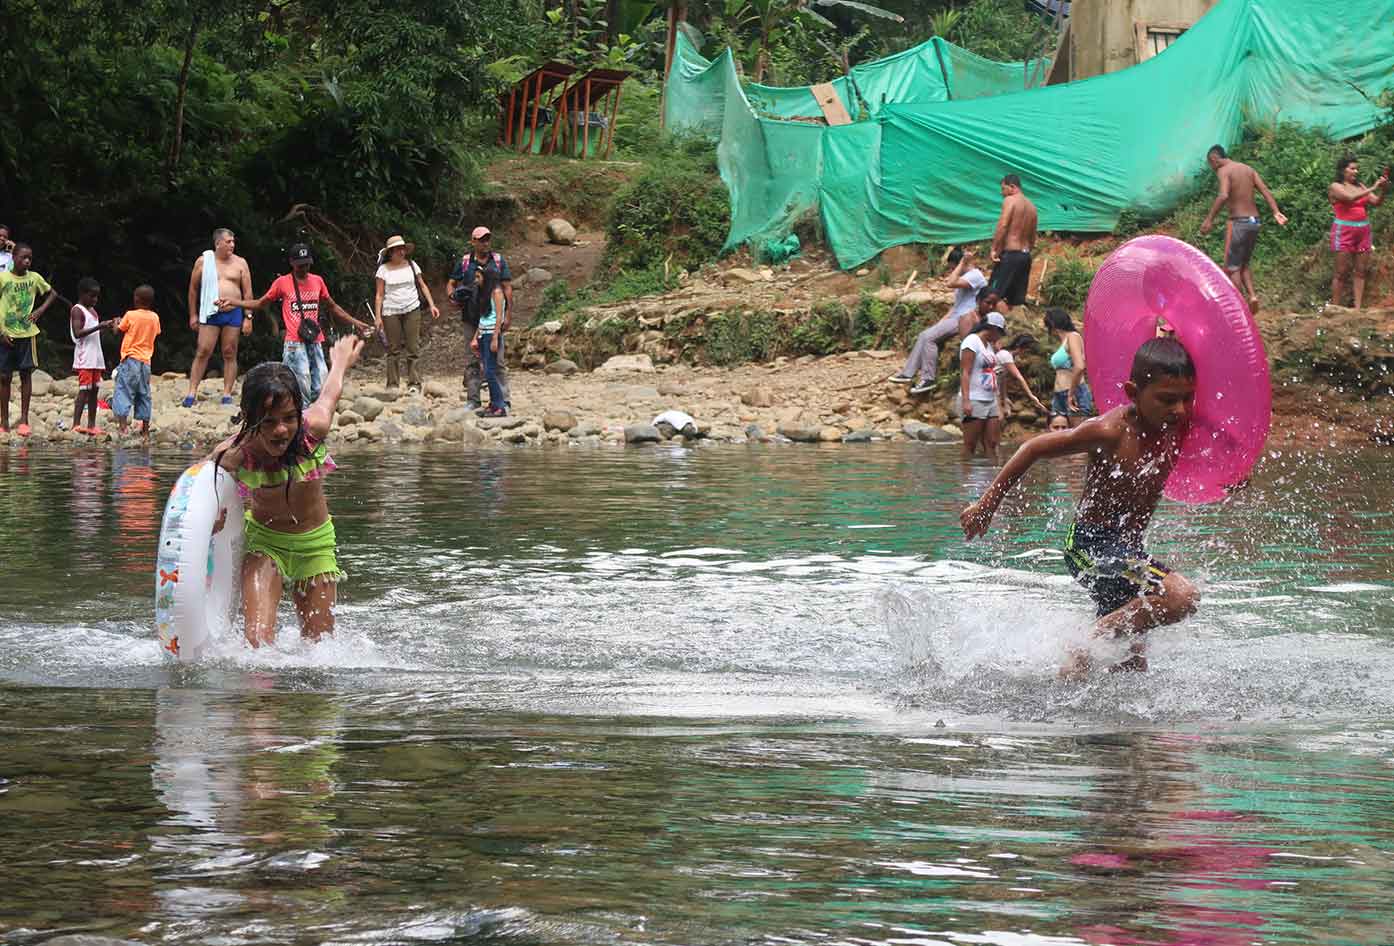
left=665, top=0, right=1394, bottom=268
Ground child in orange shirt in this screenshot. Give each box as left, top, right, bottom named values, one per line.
left=112, top=285, right=162, bottom=439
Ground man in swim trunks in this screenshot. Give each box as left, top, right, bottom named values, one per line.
left=1199, top=145, right=1287, bottom=310
left=988, top=174, right=1037, bottom=311
left=185, top=227, right=254, bottom=407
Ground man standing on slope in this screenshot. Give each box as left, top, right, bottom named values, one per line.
left=988, top=174, right=1037, bottom=312
left=185, top=227, right=254, bottom=407
left=1199, top=144, right=1287, bottom=311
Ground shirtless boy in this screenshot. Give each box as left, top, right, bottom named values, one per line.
left=988, top=174, right=1038, bottom=311
left=1199, top=145, right=1287, bottom=310
left=961, top=339, right=1205, bottom=676
left=185, top=227, right=254, bottom=407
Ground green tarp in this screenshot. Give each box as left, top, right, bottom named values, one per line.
left=664, top=0, right=1394, bottom=269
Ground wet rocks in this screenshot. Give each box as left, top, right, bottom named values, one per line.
left=352, top=396, right=385, bottom=421
left=624, top=424, right=662, bottom=444
left=741, top=386, right=776, bottom=408
left=543, top=410, right=577, bottom=432
left=777, top=423, right=822, bottom=443
left=546, top=358, right=579, bottom=375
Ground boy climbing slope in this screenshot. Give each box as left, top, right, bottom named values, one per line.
left=960, top=339, right=1207, bottom=676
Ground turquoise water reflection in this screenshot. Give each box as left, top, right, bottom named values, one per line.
left=1, top=442, right=1393, bottom=943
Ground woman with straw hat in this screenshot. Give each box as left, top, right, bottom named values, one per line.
left=373, top=234, right=440, bottom=392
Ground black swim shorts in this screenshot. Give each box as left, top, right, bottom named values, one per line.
left=1225, top=217, right=1260, bottom=271
left=1064, top=522, right=1171, bottom=617
left=989, top=250, right=1031, bottom=306
left=0, top=335, right=37, bottom=376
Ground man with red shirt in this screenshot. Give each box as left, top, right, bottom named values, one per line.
left=221, top=243, right=372, bottom=401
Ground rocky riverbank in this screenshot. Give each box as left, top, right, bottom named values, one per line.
left=0, top=349, right=971, bottom=450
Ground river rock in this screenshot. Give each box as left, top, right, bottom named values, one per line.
left=522, top=352, right=547, bottom=369
left=744, top=424, right=768, bottom=442
left=546, top=358, right=579, bottom=375
left=353, top=396, right=385, bottom=420
left=571, top=419, right=601, bottom=437
left=53, top=378, right=79, bottom=397
left=546, top=218, right=577, bottom=245
left=424, top=380, right=451, bottom=398
left=657, top=380, right=687, bottom=396
left=461, top=424, right=488, bottom=446
left=595, top=354, right=654, bottom=374
left=778, top=423, right=822, bottom=443
left=842, top=428, right=875, bottom=443
left=624, top=424, right=661, bottom=444
left=378, top=419, right=403, bottom=441
left=900, top=290, right=942, bottom=306
left=357, top=422, right=382, bottom=442
left=435, top=421, right=463, bottom=441
left=818, top=426, right=843, bottom=442
left=43, top=937, right=146, bottom=946
left=525, top=267, right=553, bottom=287
left=402, top=404, right=433, bottom=427
left=741, top=386, right=776, bottom=408
left=478, top=415, right=524, bottom=430
left=720, top=267, right=767, bottom=285
left=543, top=410, right=577, bottom=432
left=520, top=422, right=542, bottom=438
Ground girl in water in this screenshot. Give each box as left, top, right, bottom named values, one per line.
left=1044, top=307, right=1093, bottom=428
left=212, top=335, right=363, bottom=647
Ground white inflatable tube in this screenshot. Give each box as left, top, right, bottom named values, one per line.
left=155, top=462, right=244, bottom=662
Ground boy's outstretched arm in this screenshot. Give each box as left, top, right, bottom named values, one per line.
left=304, top=335, right=363, bottom=439
left=961, top=419, right=1117, bottom=539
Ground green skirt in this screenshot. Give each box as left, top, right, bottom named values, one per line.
left=243, top=513, right=346, bottom=587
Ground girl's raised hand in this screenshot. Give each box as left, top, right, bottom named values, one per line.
left=332, top=334, right=364, bottom=370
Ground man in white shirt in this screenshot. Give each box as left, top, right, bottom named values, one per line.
left=889, top=246, right=988, bottom=395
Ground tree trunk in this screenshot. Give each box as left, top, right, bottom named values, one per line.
left=605, top=0, right=620, bottom=44
left=166, top=11, right=200, bottom=182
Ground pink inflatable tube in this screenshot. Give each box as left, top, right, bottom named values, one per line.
left=1083, top=235, right=1271, bottom=504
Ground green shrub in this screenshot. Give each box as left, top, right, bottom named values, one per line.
left=704, top=309, right=779, bottom=365
left=790, top=301, right=851, bottom=355
left=535, top=281, right=573, bottom=324
left=604, top=138, right=730, bottom=272
left=1040, top=254, right=1096, bottom=311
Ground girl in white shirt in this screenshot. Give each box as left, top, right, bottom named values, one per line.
left=373, top=235, right=440, bottom=392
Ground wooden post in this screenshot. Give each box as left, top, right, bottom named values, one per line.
left=503, top=86, right=517, bottom=147
left=525, top=70, right=545, bottom=153
left=604, top=82, right=624, bottom=160
left=581, top=78, right=593, bottom=159
left=659, top=2, right=685, bottom=130
left=547, top=79, right=570, bottom=155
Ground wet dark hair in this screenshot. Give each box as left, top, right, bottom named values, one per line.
left=216, top=362, right=309, bottom=500
left=133, top=284, right=155, bottom=306
left=1334, top=154, right=1358, bottom=183
left=1208, top=144, right=1227, bottom=160
left=1130, top=338, right=1196, bottom=388
left=1001, top=173, right=1021, bottom=188
left=13, top=242, right=32, bottom=255
left=975, top=285, right=1000, bottom=304
left=78, top=277, right=100, bottom=295
left=1003, top=332, right=1037, bottom=352
left=1043, top=307, right=1076, bottom=333
left=946, top=246, right=965, bottom=266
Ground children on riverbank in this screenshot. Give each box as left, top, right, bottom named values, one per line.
left=111, top=285, right=162, bottom=440
left=211, top=335, right=363, bottom=648
left=69, top=278, right=115, bottom=435
left=961, top=338, right=1203, bottom=676
left=0, top=244, right=58, bottom=435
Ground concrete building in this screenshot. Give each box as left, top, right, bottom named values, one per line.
left=1047, top=0, right=1219, bottom=84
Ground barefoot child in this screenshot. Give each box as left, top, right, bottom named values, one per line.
left=0, top=244, right=57, bottom=435
left=70, top=278, right=116, bottom=435
left=960, top=339, right=1203, bottom=675
left=111, top=285, right=162, bottom=439
left=211, top=335, right=363, bottom=648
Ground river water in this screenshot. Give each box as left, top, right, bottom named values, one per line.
left=2, top=442, right=1393, bottom=945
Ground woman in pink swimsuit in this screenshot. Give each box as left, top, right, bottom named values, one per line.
left=1328, top=155, right=1388, bottom=309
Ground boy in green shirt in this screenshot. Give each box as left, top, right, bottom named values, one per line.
left=0, top=244, right=57, bottom=435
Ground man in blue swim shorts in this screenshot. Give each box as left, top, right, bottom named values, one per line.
left=185, top=227, right=255, bottom=407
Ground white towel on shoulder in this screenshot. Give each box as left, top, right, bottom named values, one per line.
left=198, top=249, right=220, bottom=323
